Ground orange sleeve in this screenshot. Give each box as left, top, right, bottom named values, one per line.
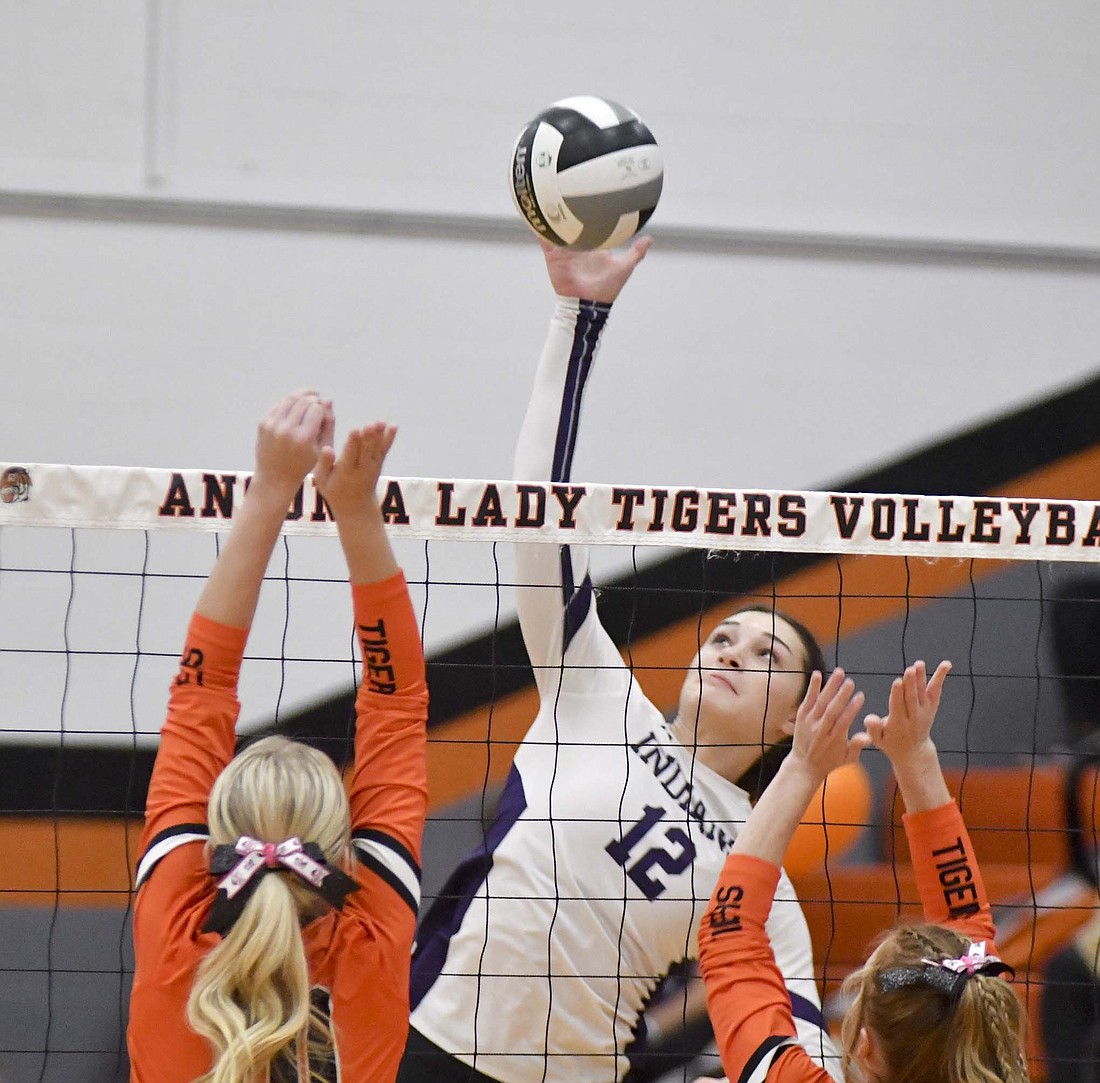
left=342, top=571, right=428, bottom=947
left=903, top=800, right=997, bottom=946
left=140, top=614, right=248, bottom=852
left=699, top=854, right=833, bottom=1083
left=347, top=571, right=428, bottom=849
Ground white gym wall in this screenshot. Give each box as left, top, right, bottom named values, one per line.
left=2, top=0, right=1100, bottom=715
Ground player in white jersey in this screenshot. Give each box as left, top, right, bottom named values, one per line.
left=397, top=240, right=847, bottom=1083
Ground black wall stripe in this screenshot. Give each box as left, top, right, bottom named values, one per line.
left=4, top=371, right=1100, bottom=814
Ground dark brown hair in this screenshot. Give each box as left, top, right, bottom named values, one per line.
left=729, top=604, right=827, bottom=801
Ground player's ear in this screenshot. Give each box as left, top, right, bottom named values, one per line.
left=853, top=1026, right=888, bottom=1080
left=850, top=1027, right=872, bottom=1074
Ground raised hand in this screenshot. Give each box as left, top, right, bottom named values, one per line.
left=863, top=660, right=951, bottom=767
left=313, top=422, right=399, bottom=585
left=197, top=390, right=331, bottom=629
left=865, top=660, right=953, bottom=813
left=541, top=235, right=651, bottom=303
left=253, top=389, right=331, bottom=498
left=313, top=422, right=397, bottom=522
left=786, top=668, right=869, bottom=785
left=729, top=667, right=866, bottom=867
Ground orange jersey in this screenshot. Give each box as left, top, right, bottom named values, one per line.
left=128, top=571, right=428, bottom=1083
left=699, top=801, right=998, bottom=1083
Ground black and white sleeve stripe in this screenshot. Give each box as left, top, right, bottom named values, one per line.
left=738, top=1035, right=797, bottom=1083
left=351, top=828, right=421, bottom=915
left=135, top=822, right=209, bottom=889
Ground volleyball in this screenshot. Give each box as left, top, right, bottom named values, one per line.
left=510, top=96, right=663, bottom=250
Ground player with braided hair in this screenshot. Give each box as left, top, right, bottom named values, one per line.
left=128, top=390, right=428, bottom=1083
left=699, top=660, right=1029, bottom=1083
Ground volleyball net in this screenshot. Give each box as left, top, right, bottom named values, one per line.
left=2, top=462, right=1099, bottom=1082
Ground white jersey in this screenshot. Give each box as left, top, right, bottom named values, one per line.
left=410, top=298, right=839, bottom=1083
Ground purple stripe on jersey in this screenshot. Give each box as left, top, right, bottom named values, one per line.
left=550, top=300, right=609, bottom=483
left=553, top=300, right=608, bottom=631
left=410, top=767, right=529, bottom=1009
left=562, top=570, right=594, bottom=653
left=789, top=989, right=827, bottom=1032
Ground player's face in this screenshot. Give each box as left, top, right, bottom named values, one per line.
left=681, top=609, right=808, bottom=746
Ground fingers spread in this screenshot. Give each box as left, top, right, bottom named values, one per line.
left=926, top=660, right=952, bottom=705
left=799, top=670, right=824, bottom=712
left=818, top=670, right=858, bottom=725
left=381, top=424, right=398, bottom=458
left=836, top=688, right=865, bottom=733
left=339, top=429, right=363, bottom=467
left=888, top=675, right=905, bottom=719
left=813, top=668, right=847, bottom=715
left=901, top=663, right=922, bottom=716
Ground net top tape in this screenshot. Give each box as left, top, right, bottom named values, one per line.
left=2, top=462, right=1100, bottom=562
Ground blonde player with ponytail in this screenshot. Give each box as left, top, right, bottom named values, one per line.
left=128, top=390, right=428, bottom=1082
left=699, top=661, right=1030, bottom=1083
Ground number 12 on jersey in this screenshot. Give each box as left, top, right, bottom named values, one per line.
left=605, top=805, right=697, bottom=901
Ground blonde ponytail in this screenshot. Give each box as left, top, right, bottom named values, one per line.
left=188, top=736, right=352, bottom=1082
left=188, top=874, right=312, bottom=1082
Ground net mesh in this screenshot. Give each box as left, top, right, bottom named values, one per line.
left=2, top=465, right=1099, bottom=1082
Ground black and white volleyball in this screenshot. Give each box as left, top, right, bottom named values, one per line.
left=510, top=96, right=663, bottom=250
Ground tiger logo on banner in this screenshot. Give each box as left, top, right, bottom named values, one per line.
left=0, top=466, right=30, bottom=504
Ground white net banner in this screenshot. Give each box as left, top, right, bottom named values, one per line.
left=3, top=461, right=1100, bottom=561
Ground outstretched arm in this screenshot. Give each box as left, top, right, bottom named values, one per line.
left=514, top=238, right=651, bottom=482
left=314, top=424, right=429, bottom=938
left=196, top=390, right=332, bottom=628
left=698, top=671, right=865, bottom=1083
left=514, top=239, right=650, bottom=690
left=138, top=390, right=329, bottom=879
left=313, top=421, right=399, bottom=586
left=867, top=661, right=994, bottom=939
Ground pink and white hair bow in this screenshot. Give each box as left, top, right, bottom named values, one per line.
left=219, top=837, right=328, bottom=898
left=202, top=834, right=357, bottom=934
left=924, top=940, right=1003, bottom=976
left=878, top=940, right=1014, bottom=1002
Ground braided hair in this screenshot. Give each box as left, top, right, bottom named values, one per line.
left=839, top=924, right=1028, bottom=1083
